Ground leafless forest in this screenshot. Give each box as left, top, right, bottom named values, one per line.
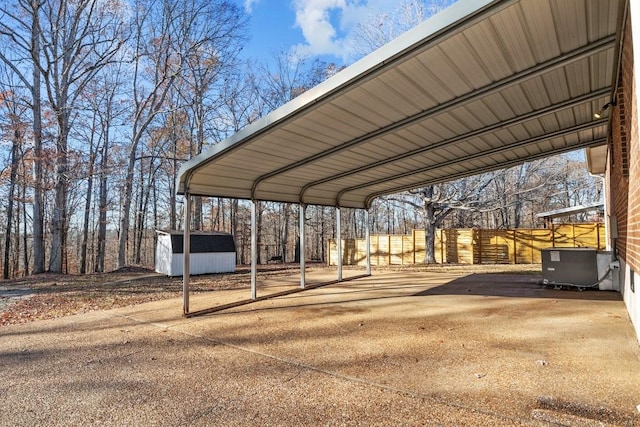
left=0, top=0, right=602, bottom=278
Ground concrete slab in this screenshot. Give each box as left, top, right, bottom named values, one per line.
left=1, top=270, right=639, bottom=426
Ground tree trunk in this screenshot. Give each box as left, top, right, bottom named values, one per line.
left=321, top=207, right=326, bottom=262
left=231, top=199, right=239, bottom=263
left=118, top=148, right=136, bottom=269
left=4, top=128, right=21, bottom=279
left=95, top=133, right=109, bottom=273
left=169, top=128, right=179, bottom=231
left=133, top=168, right=142, bottom=263
left=257, top=201, right=263, bottom=264
left=14, top=191, right=21, bottom=276
left=80, top=172, right=94, bottom=274
left=152, top=181, right=159, bottom=266
left=49, top=131, right=69, bottom=273
left=22, top=182, right=29, bottom=276
left=135, top=167, right=155, bottom=265
left=31, top=12, right=45, bottom=274
left=513, top=194, right=522, bottom=229
left=281, top=204, right=291, bottom=262
left=423, top=186, right=437, bottom=264
left=80, top=119, right=98, bottom=274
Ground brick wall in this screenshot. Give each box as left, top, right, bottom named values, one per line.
left=610, top=9, right=640, bottom=272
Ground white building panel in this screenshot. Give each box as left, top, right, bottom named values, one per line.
left=155, top=232, right=236, bottom=276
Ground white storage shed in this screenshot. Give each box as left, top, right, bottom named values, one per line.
left=155, top=231, right=236, bottom=276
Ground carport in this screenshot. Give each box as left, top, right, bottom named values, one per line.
left=177, top=0, right=624, bottom=315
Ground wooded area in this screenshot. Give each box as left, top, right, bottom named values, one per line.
left=0, top=0, right=604, bottom=279
left=328, top=223, right=606, bottom=266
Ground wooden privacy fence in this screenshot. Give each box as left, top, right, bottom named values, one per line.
left=328, top=223, right=605, bottom=266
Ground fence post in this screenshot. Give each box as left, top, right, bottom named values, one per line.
left=412, top=230, right=416, bottom=264
left=529, top=229, right=534, bottom=264
left=477, top=229, right=482, bottom=264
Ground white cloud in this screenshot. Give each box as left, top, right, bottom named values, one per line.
left=291, top=0, right=360, bottom=61
left=290, top=0, right=455, bottom=63
left=244, top=0, right=260, bottom=13
left=292, top=0, right=343, bottom=55
left=290, top=0, right=411, bottom=62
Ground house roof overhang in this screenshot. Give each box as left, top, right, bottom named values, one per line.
left=585, top=144, right=609, bottom=176
left=178, top=0, right=624, bottom=209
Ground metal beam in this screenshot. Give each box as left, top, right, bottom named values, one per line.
left=336, top=207, right=342, bottom=281
left=300, top=204, right=306, bottom=289
left=365, top=209, right=371, bottom=276
left=183, top=192, right=191, bottom=315
left=251, top=200, right=257, bottom=300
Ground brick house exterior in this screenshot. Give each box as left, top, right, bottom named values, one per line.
left=605, top=1, right=640, bottom=340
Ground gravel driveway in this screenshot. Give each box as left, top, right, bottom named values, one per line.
left=1, top=270, right=639, bottom=426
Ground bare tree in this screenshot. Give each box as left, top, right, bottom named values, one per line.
left=0, top=0, right=48, bottom=273
left=45, top=0, right=125, bottom=272
left=352, top=0, right=454, bottom=59
left=117, top=0, right=184, bottom=269
left=0, top=0, right=127, bottom=273
left=179, top=0, right=248, bottom=229
left=89, top=65, right=128, bottom=272
left=391, top=176, right=493, bottom=263
left=0, top=85, right=29, bottom=278
left=117, top=0, right=247, bottom=268
left=473, top=157, right=603, bottom=230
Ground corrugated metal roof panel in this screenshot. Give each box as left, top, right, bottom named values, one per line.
left=178, top=0, right=622, bottom=209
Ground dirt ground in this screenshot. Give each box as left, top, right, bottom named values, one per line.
left=2, top=264, right=639, bottom=426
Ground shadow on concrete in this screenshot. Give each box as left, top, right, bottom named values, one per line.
left=413, top=273, right=622, bottom=301
left=188, top=272, right=623, bottom=319
left=185, top=274, right=370, bottom=317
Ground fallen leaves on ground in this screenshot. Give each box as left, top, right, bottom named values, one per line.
left=0, top=264, right=323, bottom=326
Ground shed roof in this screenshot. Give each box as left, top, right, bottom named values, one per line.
left=157, top=231, right=236, bottom=254
left=178, top=0, right=623, bottom=209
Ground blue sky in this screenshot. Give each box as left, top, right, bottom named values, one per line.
left=237, top=0, right=411, bottom=65
left=238, top=1, right=303, bottom=60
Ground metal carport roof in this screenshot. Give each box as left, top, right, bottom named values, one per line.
left=536, top=203, right=605, bottom=220
left=177, top=0, right=623, bottom=210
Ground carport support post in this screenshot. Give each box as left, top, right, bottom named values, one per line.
left=183, top=192, right=191, bottom=315
left=300, top=203, right=306, bottom=288
left=251, top=200, right=257, bottom=300
left=337, top=207, right=342, bottom=281
left=365, top=209, right=371, bottom=276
